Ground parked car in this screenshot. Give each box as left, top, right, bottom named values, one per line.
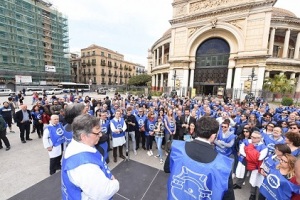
left=97, top=89, right=106, bottom=95
left=46, top=88, right=63, bottom=95
left=25, top=88, right=44, bottom=96
left=0, top=89, right=15, bottom=96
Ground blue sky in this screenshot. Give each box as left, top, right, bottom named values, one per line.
left=50, top=0, right=299, bottom=67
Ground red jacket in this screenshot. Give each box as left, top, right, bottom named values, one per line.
left=245, top=143, right=262, bottom=171
left=290, top=176, right=300, bottom=200
left=41, top=113, right=50, bottom=124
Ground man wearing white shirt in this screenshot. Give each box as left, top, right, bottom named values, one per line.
left=62, top=114, right=119, bottom=200
left=43, top=115, right=64, bottom=175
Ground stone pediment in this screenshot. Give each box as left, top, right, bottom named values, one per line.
left=189, top=0, right=251, bottom=14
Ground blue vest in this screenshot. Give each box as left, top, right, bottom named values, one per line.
left=62, top=151, right=112, bottom=200
left=47, top=123, right=65, bottom=147
left=135, top=115, right=146, bottom=128
left=260, top=168, right=300, bottom=200
left=165, top=116, right=175, bottom=134
left=88, top=109, right=94, bottom=116
left=63, top=124, right=73, bottom=145
left=261, top=155, right=279, bottom=174
left=168, top=140, right=232, bottom=200
left=215, top=131, right=236, bottom=157
left=145, top=119, right=156, bottom=136
left=111, top=118, right=125, bottom=138
left=263, top=134, right=285, bottom=155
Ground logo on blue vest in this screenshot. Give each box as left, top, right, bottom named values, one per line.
left=267, top=174, right=280, bottom=189
left=101, top=127, right=107, bottom=134
left=149, top=124, right=155, bottom=130
left=171, top=166, right=213, bottom=200
left=56, top=128, right=63, bottom=136
left=170, top=121, right=175, bottom=128
left=138, top=119, right=144, bottom=126
left=117, top=124, right=123, bottom=131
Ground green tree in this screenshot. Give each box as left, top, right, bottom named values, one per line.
left=263, top=74, right=295, bottom=101
left=128, top=74, right=151, bottom=86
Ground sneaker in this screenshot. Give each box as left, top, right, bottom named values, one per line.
left=0, top=146, right=3, bottom=149
left=150, top=150, right=153, bottom=156
left=147, top=151, right=152, bottom=156
left=154, top=155, right=159, bottom=158
left=134, top=150, right=137, bottom=155
left=6, top=147, right=10, bottom=151
left=160, top=159, right=164, bottom=164
left=10, top=130, right=15, bottom=133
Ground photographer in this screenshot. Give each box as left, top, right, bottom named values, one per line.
left=124, top=107, right=138, bottom=156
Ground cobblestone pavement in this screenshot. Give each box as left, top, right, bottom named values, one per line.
left=0, top=93, right=249, bottom=200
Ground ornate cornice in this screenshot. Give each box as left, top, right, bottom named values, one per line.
left=271, top=17, right=300, bottom=25
left=170, top=0, right=275, bottom=25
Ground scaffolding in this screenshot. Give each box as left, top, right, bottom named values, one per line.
left=0, top=0, right=70, bottom=84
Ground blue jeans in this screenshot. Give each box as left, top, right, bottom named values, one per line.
left=155, top=136, right=163, bottom=159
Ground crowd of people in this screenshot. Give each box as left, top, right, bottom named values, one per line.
left=2, top=90, right=300, bottom=199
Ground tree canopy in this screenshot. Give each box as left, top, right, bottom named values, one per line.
left=263, top=74, right=295, bottom=94
left=128, top=74, right=151, bottom=86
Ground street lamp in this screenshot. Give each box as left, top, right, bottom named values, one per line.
left=173, top=70, right=176, bottom=91
left=248, top=67, right=257, bottom=98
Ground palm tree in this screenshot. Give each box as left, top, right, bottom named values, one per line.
left=263, top=74, right=295, bottom=101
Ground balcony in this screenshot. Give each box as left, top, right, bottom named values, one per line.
left=83, top=72, right=87, bottom=76
left=101, top=61, right=106, bottom=66
left=71, top=64, right=77, bottom=68
left=101, top=73, right=106, bottom=76
left=108, top=63, right=112, bottom=68
left=119, top=74, right=123, bottom=78
left=128, top=74, right=131, bottom=78
left=87, top=63, right=91, bottom=66
left=108, top=73, right=113, bottom=77
left=129, top=68, right=132, bottom=71
left=93, top=72, right=96, bottom=75
left=114, top=74, right=118, bottom=77
left=114, top=65, right=118, bottom=69
left=125, top=67, right=128, bottom=71
left=108, top=82, right=112, bottom=85
left=92, top=62, right=96, bottom=66
left=124, top=74, right=128, bottom=78
left=101, top=82, right=105, bottom=85
left=82, top=62, right=86, bottom=67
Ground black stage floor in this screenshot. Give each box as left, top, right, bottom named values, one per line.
left=9, top=160, right=168, bottom=200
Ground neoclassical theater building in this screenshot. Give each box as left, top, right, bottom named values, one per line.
left=148, top=0, right=300, bottom=98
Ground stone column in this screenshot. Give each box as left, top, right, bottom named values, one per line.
left=151, top=74, right=155, bottom=90
left=161, top=45, right=165, bottom=65
left=291, top=72, right=296, bottom=85
left=226, top=68, right=233, bottom=89
left=294, top=32, right=300, bottom=59
left=283, top=29, right=291, bottom=58
left=155, top=73, right=159, bottom=91
left=268, top=28, right=276, bottom=55
left=156, top=47, right=160, bottom=66
left=160, top=73, right=164, bottom=92
left=233, top=67, right=242, bottom=89
left=265, top=71, right=270, bottom=78
left=168, top=70, right=173, bottom=89
left=256, top=66, right=266, bottom=90
left=189, top=68, right=195, bottom=88
left=296, top=75, right=300, bottom=92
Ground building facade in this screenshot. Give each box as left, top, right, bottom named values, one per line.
left=0, top=0, right=70, bottom=90
left=148, top=0, right=300, bottom=98
left=70, top=44, right=145, bottom=86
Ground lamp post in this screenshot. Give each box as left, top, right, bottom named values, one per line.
left=248, top=67, right=257, bottom=98
left=173, top=70, right=176, bottom=91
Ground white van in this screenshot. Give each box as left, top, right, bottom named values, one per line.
left=25, top=88, right=44, bottom=96
left=0, top=89, right=15, bottom=96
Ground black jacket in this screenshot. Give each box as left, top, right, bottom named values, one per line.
left=164, top=139, right=235, bottom=200
left=15, top=109, right=32, bottom=127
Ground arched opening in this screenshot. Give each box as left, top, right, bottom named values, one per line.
left=194, top=38, right=230, bottom=95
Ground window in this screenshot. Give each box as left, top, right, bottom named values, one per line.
left=2, top=56, right=8, bottom=63
left=82, top=52, right=85, bottom=57
left=94, top=77, right=96, bottom=83
left=87, top=52, right=90, bottom=56
left=101, top=52, right=104, bottom=56
left=108, top=54, right=111, bottom=58
left=20, top=58, right=24, bottom=64
left=92, top=51, right=95, bottom=56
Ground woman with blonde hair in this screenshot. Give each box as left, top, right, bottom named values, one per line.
left=164, top=109, right=176, bottom=154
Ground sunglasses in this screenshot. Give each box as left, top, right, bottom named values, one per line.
left=221, top=126, right=228, bottom=128
left=280, top=159, right=288, bottom=164
left=251, top=136, right=261, bottom=139
left=243, top=130, right=249, bottom=133
left=289, top=127, right=298, bottom=130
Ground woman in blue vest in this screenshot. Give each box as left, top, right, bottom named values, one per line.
left=259, top=154, right=297, bottom=200
left=144, top=111, right=156, bottom=157
left=31, top=105, right=44, bottom=138
left=164, top=109, right=176, bottom=154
